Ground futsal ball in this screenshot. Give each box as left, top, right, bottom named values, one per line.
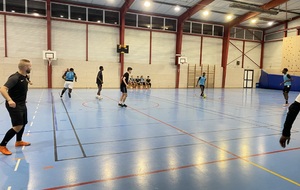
left=203, top=95, right=206, bottom=99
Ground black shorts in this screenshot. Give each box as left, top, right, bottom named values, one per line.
left=283, top=86, right=291, bottom=93
left=6, top=103, right=28, bottom=126
left=120, top=85, right=127, bottom=93
left=97, top=83, right=102, bottom=91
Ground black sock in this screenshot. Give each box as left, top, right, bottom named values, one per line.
left=0, top=128, right=17, bottom=146
left=16, top=126, right=25, bottom=142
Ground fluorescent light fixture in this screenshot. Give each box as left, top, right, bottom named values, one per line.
left=33, top=13, right=39, bottom=16
left=60, top=15, right=64, bottom=18
left=11, top=10, right=15, bottom=13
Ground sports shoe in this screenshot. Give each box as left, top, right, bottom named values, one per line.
left=118, top=103, right=123, bottom=107
left=0, top=146, right=12, bottom=155
left=283, top=103, right=289, bottom=107
left=122, top=104, right=127, bottom=107
left=15, top=141, right=31, bottom=147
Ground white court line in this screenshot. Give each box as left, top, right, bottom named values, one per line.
left=7, top=186, right=11, bottom=190
left=14, top=159, right=21, bottom=171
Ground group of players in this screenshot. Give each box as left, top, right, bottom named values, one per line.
left=128, top=75, right=151, bottom=89
left=0, top=60, right=299, bottom=156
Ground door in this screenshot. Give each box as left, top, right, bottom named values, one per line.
left=244, top=69, right=254, bottom=88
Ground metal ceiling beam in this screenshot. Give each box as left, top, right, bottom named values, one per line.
left=120, top=0, right=135, bottom=14
left=178, top=0, right=215, bottom=23
left=227, top=0, right=289, bottom=28
left=224, top=0, right=300, bottom=15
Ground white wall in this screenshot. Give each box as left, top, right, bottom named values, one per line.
left=202, top=37, right=222, bottom=66
left=0, top=15, right=268, bottom=89
left=263, top=41, right=283, bottom=73
left=182, top=35, right=201, bottom=65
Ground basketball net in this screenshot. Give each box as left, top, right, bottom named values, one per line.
left=47, top=58, right=52, bottom=66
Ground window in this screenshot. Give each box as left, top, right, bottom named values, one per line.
left=214, top=25, right=223, bottom=36
left=51, top=3, right=68, bottom=18
left=6, top=0, right=25, bottom=13
left=28, top=0, right=46, bottom=16
left=70, top=6, right=86, bottom=21
left=138, top=15, right=150, bottom=28
left=254, top=30, right=263, bottom=41
left=192, top=22, right=201, bottom=34
left=236, top=28, right=244, bottom=39
left=105, top=10, right=119, bottom=24
left=183, top=22, right=191, bottom=33
left=203, top=24, right=212, bottom=35
left=88, top=8, right=103, bottom=23
left=230, top=28, right=235, bottom=38
left=265, top=32, right=284, bottom=41
left=245, top=29, right=254, bottom=40
left=0, top=0, right=3, bottom=11
left=125, top=13, right=137, bottom=27
left=165, top=18, right=176, bottom=31
left=152, top=17, right=164, bottom=30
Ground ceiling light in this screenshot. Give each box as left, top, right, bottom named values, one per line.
left=226, top=14, right=233, bottom=20
left=60, top=15, right=64, bottom=18
left=11, top=10, right=15, bottom=13
left=33, top=13, right=39, bottom=16
left=251, top=19, right=257, bottom=24
left=268, top=21, right=274, bottom=26
left=144, top=1, right=151, bottom=7
left=203, top=10, right=209, bottom=16
left=174, top=5, right=180, bottom=11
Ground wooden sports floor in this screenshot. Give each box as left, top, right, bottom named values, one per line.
left=1, top=88, right=300, bottom=190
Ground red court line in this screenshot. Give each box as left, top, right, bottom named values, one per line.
left=45, top=96, right=300, bottom=189
left=44, top=146, right=300, bottom=190
left=44, top=157, right=238, bottom=190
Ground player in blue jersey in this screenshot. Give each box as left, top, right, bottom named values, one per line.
left=280, top=68, right=292, bottom=106
left=197, top=72, right=207, bottom=98
left=60, top=68, right=77, bottom=98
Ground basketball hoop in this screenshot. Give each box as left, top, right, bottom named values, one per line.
left=178, top=57, right=188, bottom=64
left=43, top=50, right=57, bottom=66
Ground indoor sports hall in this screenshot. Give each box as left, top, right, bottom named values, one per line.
left=1, top=0, right=300, bottom=190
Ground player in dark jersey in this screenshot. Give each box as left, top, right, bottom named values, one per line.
left=0, top=59, right=32, bottom=155
left=119, top=67, right=132, bottom=107
left=96, top=66, right=104, bottom=100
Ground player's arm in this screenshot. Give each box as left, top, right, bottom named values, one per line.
left=0, top=86, right=16, bottom=108
left=74, top=73, right=77, bottom=82
left=122, top=77, right=128, bottom=86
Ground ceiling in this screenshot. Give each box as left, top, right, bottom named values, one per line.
left=58, top=0, right=300, bottom=29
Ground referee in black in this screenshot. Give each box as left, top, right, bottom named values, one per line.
left=0, top=59, right=32, bottom=155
